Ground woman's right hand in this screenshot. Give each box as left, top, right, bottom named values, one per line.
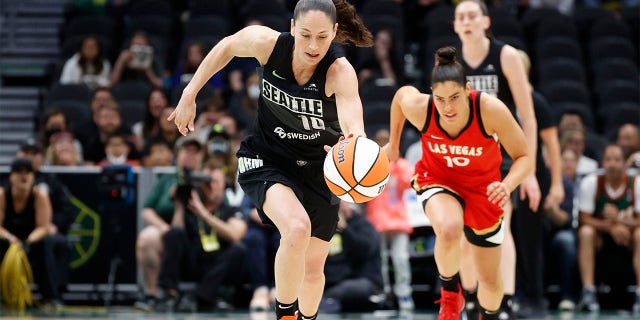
left=168, top=93, right=197, bottom=136
left=6, top=233, right=19, bottom=244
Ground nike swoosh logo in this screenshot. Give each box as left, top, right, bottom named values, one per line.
left=430, top=135, right=444, bottom=140
left=272, top=70, right=286, bottom=80
left=278, top=304, right=294, bottom=309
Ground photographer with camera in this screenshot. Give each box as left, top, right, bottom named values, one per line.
left=134, top=135, right=204, bottom=311
left=156, top=161, right=248, bottom=312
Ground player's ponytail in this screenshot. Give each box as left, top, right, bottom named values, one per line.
left=294, top=0, right=373, bottom=47
left=431, top=46, right=467, bottom=87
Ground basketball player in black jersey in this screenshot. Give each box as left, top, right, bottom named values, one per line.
left=169, top=1, right=372, bottom=319
left=453, top=1, right=545, bottom=319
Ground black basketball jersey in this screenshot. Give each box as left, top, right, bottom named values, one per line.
left=244, top=32, right=344, bottom=165
left=3, top=183, right=37, bottom=241
left=457, top=39, right=516, bottom=118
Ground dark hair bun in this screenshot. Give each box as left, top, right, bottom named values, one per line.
left=435, top=46, right=457, bottom=66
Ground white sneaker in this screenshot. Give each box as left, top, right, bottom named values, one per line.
left=250, top=287, right=270, bottom=311
left=398, top=295, right=415, bottom=310
left=558, top=299, right=575, bottom=311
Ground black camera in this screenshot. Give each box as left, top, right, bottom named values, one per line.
left=174, top=167, right=211, bottom=205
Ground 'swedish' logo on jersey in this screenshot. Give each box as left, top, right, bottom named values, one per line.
left=274, top=127, right=321, bottom=140
left=304, top=83, right=318, bottom=92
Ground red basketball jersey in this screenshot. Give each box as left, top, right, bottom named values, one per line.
left=414, top=90, right=502, bottom=190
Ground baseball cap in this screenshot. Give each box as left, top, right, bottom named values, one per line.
left=10, top=158, right=34, bottom=173
left=19, top=138, right=42, bottom=154
left=174, top=135, right=203, bottom=153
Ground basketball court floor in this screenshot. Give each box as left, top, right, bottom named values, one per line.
left=0, top=308, right=638, bottom=319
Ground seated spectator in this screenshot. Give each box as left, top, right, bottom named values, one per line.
left=39, top=109, right=84, bottom=163
left=89, top=87, right=115, bottom=114
left=358, top=28, right=401, bottom=87
left=110, top=31, right=163, bottom=87
left=144, top=106, right=180, bottom=150
left=156, top=162, right=248, bottom=312
left=616, top=124, right=640, bottom=165
left=131, top=88, right=170, bottom=151
left=171, top=42, right=223, bottom=97
left=59, top=35, right=111, bottom=90
left=204, top=124, right=235, bottom=182
left=15, top=141, right=74, bottom=295
left=73, top=87, right=116, bottom=148
left=97, top=132, right=140, bottom=167
left=227, top=69, right=259, bottom=133
left=320, top=201, right=384, bottom=313
left=81, top=100, right=134, bottom=165
left=558, top=111, right=605, bottom=166
left=194, top=97, right=228, bottom=142
left=560, top=128, right=599, bottom=181
left=543, top=148, right=580, bottom=311
left=141, top=138, right=174, bottom=167
left=577, top=144, right=640, bottom=313
left=366, top=129, right=414, bottom=310
left=46, top=131, right=82, bottom=166
left=0, top=158, right=61, bottom=307
left=134, top=136, right=204, bottom=311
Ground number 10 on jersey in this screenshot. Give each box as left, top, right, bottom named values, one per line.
left=301, top=115, right=325, bottom=130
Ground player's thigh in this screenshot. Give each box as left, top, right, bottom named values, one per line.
left=471, top=244, right=502, bottom=283
left=263, top=183, right=310, bottom=234
left=422, top=190, right=464, bottom=235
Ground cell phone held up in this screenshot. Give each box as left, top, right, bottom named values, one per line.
left=129, top=44, right=154, bottom=69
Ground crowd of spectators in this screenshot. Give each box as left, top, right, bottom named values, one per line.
left=0, top=0, right=638, bottom=315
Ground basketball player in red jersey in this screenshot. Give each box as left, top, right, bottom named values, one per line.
left=385, top=47, right=533, bottom=320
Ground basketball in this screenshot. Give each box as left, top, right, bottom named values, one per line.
left=323, top=136, right=390, bottom=203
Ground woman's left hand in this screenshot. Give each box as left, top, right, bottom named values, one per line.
left=487, top=181, right=511, bottom=207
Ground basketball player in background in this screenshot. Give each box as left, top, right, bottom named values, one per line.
left=453, top=1, right=540, bottom=318
left=385, top=47, right=533, bottom=320
left=169, top=1, right=372, bottom=319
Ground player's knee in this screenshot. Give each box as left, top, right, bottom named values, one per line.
left=434, top=219, right=463, bottom=243
left=282, top=217, right=311, bottom=242
left=304, top=265, right=325, bottom=282
left=578, top=225, right=597, bottom=240
left=477, top=271, right=501, bottom=292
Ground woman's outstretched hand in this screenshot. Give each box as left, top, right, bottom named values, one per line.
left=168, top=94, right=197, bottom=136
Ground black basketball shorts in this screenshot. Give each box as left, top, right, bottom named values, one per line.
left=236, top=149, right=339, bottom=242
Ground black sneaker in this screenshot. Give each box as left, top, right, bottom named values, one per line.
left=498, top=298, right=515, bottom=320
left=177, top=294, right=198, bottom=313
left=155, top=294, right=179, bottom=313
left=133, top=295, right=157, bottom=312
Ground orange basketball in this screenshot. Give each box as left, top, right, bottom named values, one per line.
left=323, top=136, right=390, bottom=203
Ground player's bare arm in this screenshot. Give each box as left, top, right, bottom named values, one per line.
left=480, top=93, right=532, bottom=194
left=327, top=57, right=366, bottom=138
left=170, top=26, right=279, bottom=135
left=386, top=86, right=427, bottom=161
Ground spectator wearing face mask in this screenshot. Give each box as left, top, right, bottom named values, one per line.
left=97, top=133, right=140, bottom=167
left=228, top=69, right=259, bottom=133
